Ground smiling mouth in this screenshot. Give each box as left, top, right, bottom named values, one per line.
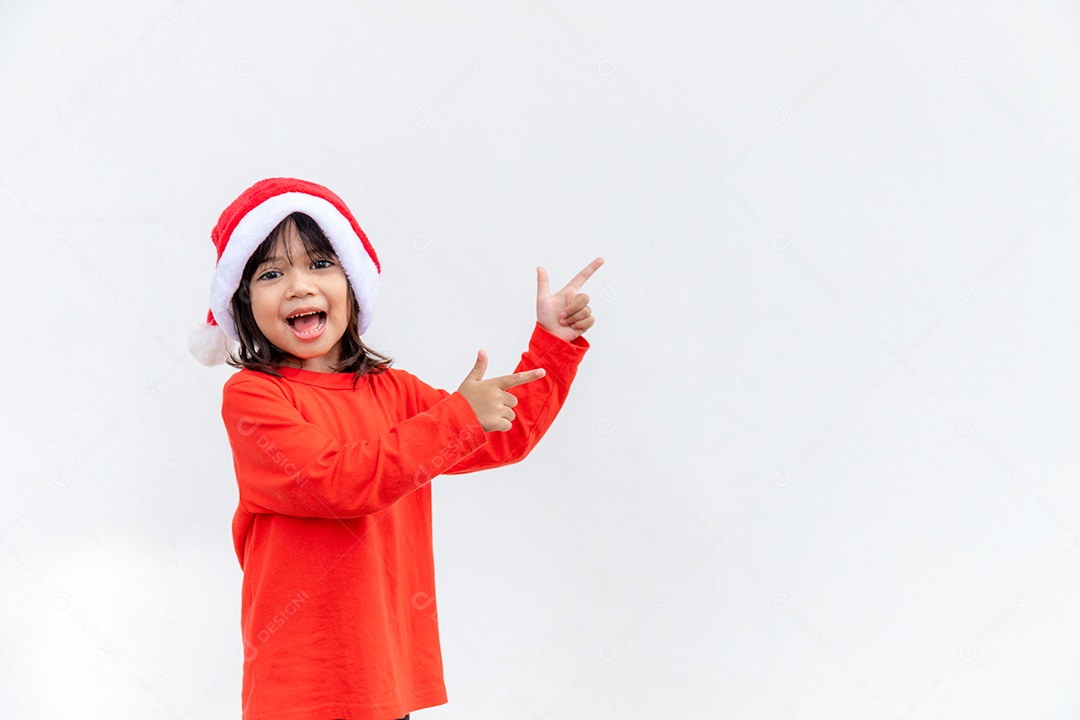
left=286, top=311, right=327, bottom=338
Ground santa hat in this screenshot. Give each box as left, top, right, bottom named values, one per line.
left=189, top=177, right=381, bottom=366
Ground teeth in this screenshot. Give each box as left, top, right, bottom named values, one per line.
left=286, top=311, right=323, bottom=329
left=287, top=310, right=323, bottom=323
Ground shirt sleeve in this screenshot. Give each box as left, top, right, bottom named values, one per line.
left=220, top=374, right=489, bottom=519
left=406, top=321, right=590, bottom=475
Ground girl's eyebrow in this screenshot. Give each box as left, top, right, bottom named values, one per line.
left=258, top=252, right=329, bottom=268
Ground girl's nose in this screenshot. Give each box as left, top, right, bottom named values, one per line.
left=286, top=275, right=316, bottom=298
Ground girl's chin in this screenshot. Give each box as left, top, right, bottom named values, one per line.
left=277, top=329, right=345, bottom=359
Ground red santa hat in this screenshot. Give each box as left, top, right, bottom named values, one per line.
left=189, top=177, right=381, bottom=366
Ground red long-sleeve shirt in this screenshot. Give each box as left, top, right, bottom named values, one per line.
left=221, top=322, right=589, bottom=719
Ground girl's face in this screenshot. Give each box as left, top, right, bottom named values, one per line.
left=248, top=221, right=351, bottom=373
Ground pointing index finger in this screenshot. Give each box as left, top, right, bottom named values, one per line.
left=560, top=256, right=605, bottom=294
left=497, top=367, right=546, bottom=389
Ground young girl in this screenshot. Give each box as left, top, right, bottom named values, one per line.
left=189, top=177, right=602, bottom=720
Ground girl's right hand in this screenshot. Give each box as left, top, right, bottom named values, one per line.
left=456, top=349, right=546, bottom=432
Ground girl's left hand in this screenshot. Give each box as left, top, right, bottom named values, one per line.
left=536, top=257, right=604, bottom=343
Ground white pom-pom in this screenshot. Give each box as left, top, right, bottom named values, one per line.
left=188, top=322, right=231, bottom=366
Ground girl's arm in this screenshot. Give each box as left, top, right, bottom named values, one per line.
left=407, top=321, right=589, bottom=474
left=221, top=376, right=488, bottom=518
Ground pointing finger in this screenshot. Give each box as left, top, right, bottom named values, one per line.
left=560, top=257, right=605, bottom=294
left=496, top=367, right=546, bottom=389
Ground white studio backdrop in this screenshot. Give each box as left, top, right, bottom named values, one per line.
left=3, top=1, right=1080, bottom=717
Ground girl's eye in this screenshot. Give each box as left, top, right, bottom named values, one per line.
left=257, top=260, right=331, bottom=281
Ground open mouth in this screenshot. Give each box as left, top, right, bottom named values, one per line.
left=286, top=310, right=327, bottom=339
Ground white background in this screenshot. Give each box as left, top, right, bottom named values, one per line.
left=3, top=1, right=1080, bottom=717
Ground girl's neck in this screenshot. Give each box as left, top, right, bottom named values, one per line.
left=280, top=353, right=341, bottom=374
